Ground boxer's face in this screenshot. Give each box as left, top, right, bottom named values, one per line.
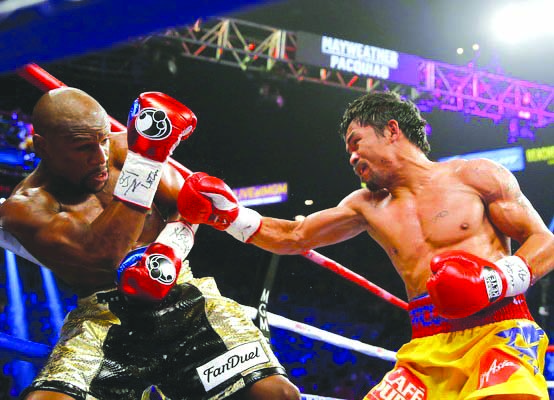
left=345, top=120, right=394, bottom=191
left=41, top=120, right=111, bottom=194
left=32, top=88, right=112, bottom=194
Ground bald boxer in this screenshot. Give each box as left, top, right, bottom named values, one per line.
left=0, top=88, right=299, bottom=400
left=179, top=91, right=554, bottom=399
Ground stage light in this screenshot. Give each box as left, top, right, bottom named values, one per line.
left=424, top=124, right=432, bottom=136
left=518, top=110, right=531, bottom=119
left=507, top=117, right=535, bottom=143
left=319, top=68, right=328, bottom=80
left=275, top=92, right=285, bottom=108
left=40, top=267, right=65, bottom=343
left=5, top=250, right=36, bottom=391
left=167, top=57, right=177, bottom=75
left=522, top=92, right=532, bottom=105
left=472, top=43, right=480, bottom=51
left=492, top=1, right=554, bottom=43
left=456, top=47, right=464, bottom=55
left=258, top=83, right=285, bottom=109
left=192, top=18, right=202, bottom=33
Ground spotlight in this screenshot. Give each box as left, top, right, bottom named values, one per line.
left=492, top=2, right=554, bottom=43
left=167, top=57, right=177, bottom=75
left=456, top=47, right=464, bottom=55
left=258, top=83, right=285, bottom=109
left=275, top=93, right=285, bottom=109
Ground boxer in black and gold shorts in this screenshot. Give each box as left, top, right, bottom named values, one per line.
left=21, top=261, right=286, bottom=400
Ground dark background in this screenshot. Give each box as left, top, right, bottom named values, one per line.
left=1, top=0, right=554, bottom=398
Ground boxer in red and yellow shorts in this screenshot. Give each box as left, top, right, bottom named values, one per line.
left=364, top=294, right=548, bottom=400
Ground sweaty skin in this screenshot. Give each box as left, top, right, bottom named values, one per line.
left=0, top=88, right=184, bottom=296
left=247, top=120, right=554, bottom=300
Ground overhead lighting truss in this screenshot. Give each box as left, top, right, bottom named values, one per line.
left=144, top=17, right=554, bottom=129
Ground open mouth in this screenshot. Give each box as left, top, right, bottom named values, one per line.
left=89, top=169, right=108, bottom=183
left=355, top=163, right=368, bottom=178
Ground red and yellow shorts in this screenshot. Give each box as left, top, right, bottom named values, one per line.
left=365, top=295, right=549, bottom=400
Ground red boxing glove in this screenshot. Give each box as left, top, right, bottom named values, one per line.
left=114, top=92, right=197, bottom=209
left=126, top=92, right=196, bottom=162
left=426, top=250, right=532, bottom=319
left=117, top=221, right=195, bottom=301
left=177, top=172, right=262, bottom=242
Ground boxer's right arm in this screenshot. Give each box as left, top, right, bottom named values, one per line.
left=0, top=194, right=143, bottom=287
left=117, top=220, right=196, bottom=301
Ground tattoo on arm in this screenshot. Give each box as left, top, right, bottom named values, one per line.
left=515, top=194, right=532, bottom=216
left=503, top=180, right=517, bottom=197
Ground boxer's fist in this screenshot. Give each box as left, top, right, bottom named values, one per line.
left=117, top=243, right=182, bottom=302
left=177, top=172, right=261, bottom=242
left=117, top=221, right=195, bottom=301
left=114, top=92, right=197, bottom=209
left=126, top=92, right=196, bottom=162
left=426, top=250, right=531, bottom=319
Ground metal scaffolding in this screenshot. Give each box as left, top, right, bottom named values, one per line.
left=145, top=17, right=554, bottom=130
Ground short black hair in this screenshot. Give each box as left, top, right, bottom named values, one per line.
left=339, top=91, right=430, bottom=154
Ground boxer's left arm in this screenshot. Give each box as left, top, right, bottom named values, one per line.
left=466, top=159, right=554, bottom=283
left=178, top=172, right=369, bottom=254
left=427, top=159, right=554, bottom=318
left=110, top=130, right=186, bottom=218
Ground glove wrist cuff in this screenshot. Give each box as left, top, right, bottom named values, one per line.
left=494, top=255, right=531, bottom=298
left=113, top=151, right=165, bottom=209
left=156, top=221, right=196, bottom=260
left=226, top=207, right=262, bottom=242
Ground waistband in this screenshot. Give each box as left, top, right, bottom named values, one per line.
left=77, top=288, right=120, bottom=305
left=409, top=294, right=533, bottom=339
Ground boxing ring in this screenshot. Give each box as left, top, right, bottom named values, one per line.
left=1, top=235, right=401, bottom=399
left=0, top=62, right=553, bottom=398
left=1, top=62, right=409, bottom=398
left=0, top=226, right=401, bottom=399
left=3, top=238, right=554, bottom=398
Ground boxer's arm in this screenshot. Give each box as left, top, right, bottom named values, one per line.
left=178, top=173, right=368, bottom=254
left=0, top=94, right=196, bottom=284
left=250, top=197, right=368, bottom=254
left=0, top=163, right=188, bottom=287
left=463, top=158, right=554, bottom=283
left=111, top=132, right=186, bottom=216
left=0, top=193, right=146, bottom=286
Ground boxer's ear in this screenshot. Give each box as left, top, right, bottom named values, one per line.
left=33, top=133, right=47, bottom=158
left=386, top=119, right=400, bottom=143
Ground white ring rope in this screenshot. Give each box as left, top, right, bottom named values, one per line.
left=0, top=226, right=41, bottom=265
left=1, top=230, right=553, bottom=396
left=242, top=305, right=397, bottom=362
